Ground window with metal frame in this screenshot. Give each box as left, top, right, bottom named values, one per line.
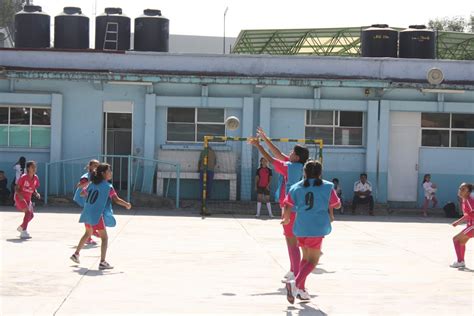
left=305, top=110, right=363, bottom=146
left=0, top=106, right=51, bottom=148
left=167, top=108, right=226, bottom=142
left=421, top=113, right=474, bottom=148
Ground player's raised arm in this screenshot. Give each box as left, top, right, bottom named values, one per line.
left=256, top=127, right=288, bottom=160
left=248, top=137, right=274, bottom=164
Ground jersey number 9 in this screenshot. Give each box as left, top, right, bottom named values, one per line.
left=305, top=192, right=314, bottom=210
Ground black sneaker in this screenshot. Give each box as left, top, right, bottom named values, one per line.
left=286, top=280, right=295, bottom=304
left=99, top=261, right=114, bottom=270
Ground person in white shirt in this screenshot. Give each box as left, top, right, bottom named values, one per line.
left=352, top=173, right=374, bottom=216
left=422, top=174, right=438, bottom=217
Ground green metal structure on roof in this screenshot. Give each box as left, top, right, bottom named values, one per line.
left=232, top=27, right=474, bottom=60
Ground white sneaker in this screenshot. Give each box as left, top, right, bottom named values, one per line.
left=269, top=214, right=274, bottom=218
left=20, top=230, right=31, bottom=239
left=450, top=261, right=465, bottom=268
left=297, top=288, right=311, bottom=301
left=281, top=271, right=295, bottom=283
left=255, top=214, right=260, bottom=218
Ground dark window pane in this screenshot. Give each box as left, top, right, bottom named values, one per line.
left=335, top=127, right=363, bottom=145
left=10, top=107, right=30, bottom=125
left=197, top=109, right=224, bottom=123
left=32, top=108, right=51, bottom=125
left=340, top=111, right=363, bottom=127
left=451, top=131, right=474, bottom=148
left=305, top=126, right=333, bottom=145
left=107, top=113, right=131, bottom=129
left=197, top=124, right=225, bottom=141
left=168, top=108, right=195, bottom=123
left=0, top=108, right=8, bottom=124
left=421, top=113, right=449, bottom=128
left=307, top=111, right=333, bottom=125
left=421, top=130, right=449, bottom=147
left=452, top=114, right=474, bottom=129
left=167, top=123, right=195, bottom=141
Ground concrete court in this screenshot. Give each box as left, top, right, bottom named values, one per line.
left=0, top=206, right=473, bottom=316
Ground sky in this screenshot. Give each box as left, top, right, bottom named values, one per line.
left=32, top=0, right=473, bottom=38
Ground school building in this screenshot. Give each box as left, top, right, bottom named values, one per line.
left=0, top=48, right=473, bottom=207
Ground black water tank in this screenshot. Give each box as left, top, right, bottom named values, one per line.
left=14, top=5, right=50, bottom=48
left=54, top=7, right=89, bottom=49
left=95, top=7, right=130, bottom=50
left=134, top=9, right=169, bottom=52
left=399, top=25, right=435, bottom=59
left=361, top=24, right=398, bottom=57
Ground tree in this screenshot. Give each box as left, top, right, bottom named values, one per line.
left=469, top=14, right=474, bottom=33
left=0, top=0, right=26, bottom=41
left=428, top=16, right=467, bottom=32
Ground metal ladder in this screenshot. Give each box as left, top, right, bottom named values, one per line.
left=103, top=22, right=119, bottom=50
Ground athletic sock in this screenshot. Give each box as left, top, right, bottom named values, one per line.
left=454, top=240, right=463, bottom=262
left=288, top=245, right=301, bottom=276
left=295, top=261, right=315, bottom=290
left=256, top=202, right=261, bottom=216
left=266, top=202, right=273, bottom=216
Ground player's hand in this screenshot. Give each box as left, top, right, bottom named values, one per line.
left=35, top=192, right=41, bottom=200
left=281, top=218, right=290, bottom=225
left=452, top=221, right=459, bottom=227
left=330, top=214, right=335, bottom=222
left=247, top=137, right=259, bottom=146
left=256, top=127, right=268, bottom=139
left=125, top=202, right=132, bottom=210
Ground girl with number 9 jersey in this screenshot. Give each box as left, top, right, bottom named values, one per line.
left=70, top=163, right=132, bottom=270
left=282, top=160, right=340, bottom=303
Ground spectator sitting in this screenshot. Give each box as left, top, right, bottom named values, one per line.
left=0, top=171, right=11, bottom=205
left=352, top=173, right=374, bottom=216
left=332, top=178, right=343, bottom=214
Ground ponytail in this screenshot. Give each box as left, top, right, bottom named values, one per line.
left=303, top=160, right=322, bottom=187
left=91, top=163, right=110, bottom=184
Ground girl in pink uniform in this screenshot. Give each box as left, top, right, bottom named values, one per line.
left=15, top=161, right=40, bottom=239
left=249, top=127, right=309, bottom=283
left=450, top=183, right=474, bottom=268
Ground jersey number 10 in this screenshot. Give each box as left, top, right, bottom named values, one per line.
left=86, top=189, right=99, bottom=205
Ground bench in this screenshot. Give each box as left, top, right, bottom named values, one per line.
left=156, top=171, right=237, bottom=200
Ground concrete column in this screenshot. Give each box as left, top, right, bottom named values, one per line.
left=259, top=98, right=271, bottom=134
left=240, top=97, right=254, bottom=201
left=143, top=94, right=157, bottom=193
left=50, top=93, right=63, bottom=162
left=377, top=100, right=391, bottom=203
left=365, top=100, right=378, bottom=199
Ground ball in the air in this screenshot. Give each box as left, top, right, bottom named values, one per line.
left=225, top=116, right=240, bottom=131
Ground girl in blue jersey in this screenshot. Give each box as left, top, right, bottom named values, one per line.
left=249, top=127, right=309, bottom=283
left=282, top=160, right=340, bottom=303
left=70, top=163, right=131, bottom=270
left=73, top=159, right=100, bottom=245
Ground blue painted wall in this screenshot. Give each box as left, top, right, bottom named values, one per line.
left=1, top=75, right=473, bottom=206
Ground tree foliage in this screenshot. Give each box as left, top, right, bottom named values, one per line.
left=428, top=15, right=472, bottom=32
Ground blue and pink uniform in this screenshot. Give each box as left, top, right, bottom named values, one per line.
left=79, top=181, right=118, bottom=231
left=273, top=156, right=304, bottom=237
left=73, top=172, right=90, bottom=207
left=284, top=178, right=340, bottom=291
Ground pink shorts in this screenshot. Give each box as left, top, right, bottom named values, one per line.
left=461, top=225, right=474, bottom=238
left=282, top=212, right=296, bottom=237
left=297, top=237, right=324, bottom=249
left=85, top=217, right=105, bottom=231
left=14, top=196, right=31, bottom=211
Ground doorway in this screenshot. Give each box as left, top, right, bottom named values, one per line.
left=387, top=112, right=420, bottom=202
left=103, top=102, right=133, bottom=191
